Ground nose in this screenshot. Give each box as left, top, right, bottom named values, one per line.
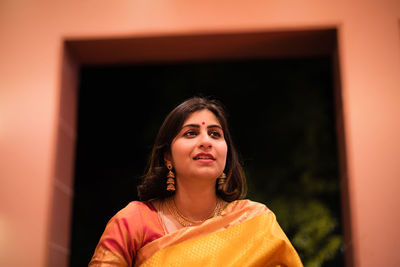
left=198, top=132, right=212, bottom=149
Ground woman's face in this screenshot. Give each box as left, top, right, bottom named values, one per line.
left=168, top=109, right=228, bottom=183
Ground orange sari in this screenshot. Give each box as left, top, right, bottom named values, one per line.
left=89, top=200, right=303, bottom=267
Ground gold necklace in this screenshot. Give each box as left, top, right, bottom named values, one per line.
left=165, top=197, right=224, bottom=227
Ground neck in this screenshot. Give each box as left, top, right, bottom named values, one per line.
left=173, top=176, right=218, bottom=221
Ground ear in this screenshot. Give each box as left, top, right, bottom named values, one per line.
left=164, top=152, right=172, bottom=164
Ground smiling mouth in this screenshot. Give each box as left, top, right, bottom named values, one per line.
left=194, top=157, right=214, bottom=160
left=193, top=153, right=215, bottom=160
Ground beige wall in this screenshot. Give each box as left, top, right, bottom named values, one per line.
left=1, top=1, right=399, bottom=266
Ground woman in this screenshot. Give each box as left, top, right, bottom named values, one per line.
left=89, top=97, right=303, bottom=266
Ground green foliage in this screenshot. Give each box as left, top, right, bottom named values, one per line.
left=270, top=197, right=342, bottom=266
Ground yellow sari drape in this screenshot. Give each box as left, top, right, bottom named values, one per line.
left=135, top=200, right=303, bottom=267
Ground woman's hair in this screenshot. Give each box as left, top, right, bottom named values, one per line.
left=137, top=96, right=246, bottom=202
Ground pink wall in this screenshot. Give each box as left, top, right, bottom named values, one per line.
left=1, top=1, right=399, bottom=266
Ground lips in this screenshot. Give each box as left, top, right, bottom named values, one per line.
left=193, top=153, right=215, bottom=160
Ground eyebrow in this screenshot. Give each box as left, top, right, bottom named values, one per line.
left=182, top=123, right=223, bottom=129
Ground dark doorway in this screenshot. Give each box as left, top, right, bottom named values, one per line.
left=70, top=57, right=344, bottom=266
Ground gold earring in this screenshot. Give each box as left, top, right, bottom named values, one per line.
left=166, top=163, right=175, bottom=191
left=217, top=172, right=226, bottom=191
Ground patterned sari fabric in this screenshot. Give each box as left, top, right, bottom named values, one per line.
left=89, top=200, right=303, bottom=267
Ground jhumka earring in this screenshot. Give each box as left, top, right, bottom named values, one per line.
left=166, top=163, right=176, bottom=191
left=217, top=172, right=226, bottom=191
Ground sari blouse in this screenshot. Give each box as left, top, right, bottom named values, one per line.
left=89, top=200, right=303, bottom=267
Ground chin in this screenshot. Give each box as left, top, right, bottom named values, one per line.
left=194, top=172, right=220, bottom=180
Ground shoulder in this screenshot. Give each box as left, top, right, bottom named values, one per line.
left=223, top=199, right=271, bottom=218
left=108, top=201, right=157, bottom=226
left=226, top=199, right=269, bottom=212
left=115, top=201, right=155, bottom=216
left=91, top=201, right=158, bottom=265
left=103, top=201, right=160, bottom=241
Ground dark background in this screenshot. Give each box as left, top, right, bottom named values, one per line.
left=70, top=57, right=344, bottom=266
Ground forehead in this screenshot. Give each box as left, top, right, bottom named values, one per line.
left=184, top=109, right=221, bottom=125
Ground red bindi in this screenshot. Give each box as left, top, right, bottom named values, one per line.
left=202, top=121, right=205, bottom=125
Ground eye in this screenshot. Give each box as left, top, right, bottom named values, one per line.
left=183, top=129, right=198, bottom=137
left=209, top=130, right=222, bottom=139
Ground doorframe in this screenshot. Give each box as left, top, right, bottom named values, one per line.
left=47, top=28, right=353, bottom=267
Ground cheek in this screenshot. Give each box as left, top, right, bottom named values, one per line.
left=171, top=142, right=191, bottom=165
left=219, top=143, right=228, bottom=164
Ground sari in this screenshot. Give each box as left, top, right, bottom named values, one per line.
left=89, top=200, right=303, bottom=267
